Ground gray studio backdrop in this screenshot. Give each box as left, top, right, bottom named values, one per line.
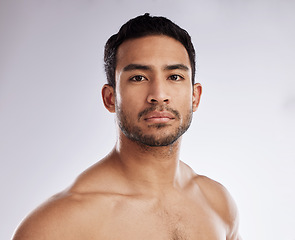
left=1, top=0, right=294, bottom=239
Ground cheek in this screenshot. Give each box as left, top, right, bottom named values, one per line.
left=115, top=87, right=144, bottom=114
left=176, top=88, right=193, bottom=106
left=118, top=84, right=146, bottom=103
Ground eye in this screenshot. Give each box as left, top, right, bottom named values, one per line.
left=168, top=74, right=184, bottom=81
left=129, top=75, right=147, bottom=82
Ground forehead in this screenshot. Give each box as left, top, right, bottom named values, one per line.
left=116, top=35, right=191, bottom=70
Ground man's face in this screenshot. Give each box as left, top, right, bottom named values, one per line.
left=112, top=35, right=201, bottom=147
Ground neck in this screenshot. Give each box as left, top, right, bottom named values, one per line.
left=112, top=132, right=183, bottom=193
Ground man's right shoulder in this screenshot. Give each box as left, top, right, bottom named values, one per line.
left=12, top=189, right=111, bottom=240
left=12, top=160, right=122, bottom=240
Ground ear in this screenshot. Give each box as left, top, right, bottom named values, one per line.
left=192, top=83, right=202, bottom=112
left=102, top=84, right=116, bottom=113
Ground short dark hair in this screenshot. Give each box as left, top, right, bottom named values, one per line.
left=104, top=13, right=196, bottom=88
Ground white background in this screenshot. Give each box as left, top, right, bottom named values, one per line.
left=1, top=0, right=294, bottom=239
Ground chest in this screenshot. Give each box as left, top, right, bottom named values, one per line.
left=97, top=196, right=227, bottom=240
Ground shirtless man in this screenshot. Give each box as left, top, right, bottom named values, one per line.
left=13, top=13, right=241, bottom=240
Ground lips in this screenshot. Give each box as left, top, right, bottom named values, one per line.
left=143, top=111, right=175, bottom=123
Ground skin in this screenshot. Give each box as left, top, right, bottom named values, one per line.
left=13, top=35, right=241, bottom=240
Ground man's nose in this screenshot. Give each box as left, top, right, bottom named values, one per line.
left=147, top=79, right=170, bottom=104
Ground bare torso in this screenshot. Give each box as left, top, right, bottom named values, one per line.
left=13, top=154, right=238, bottom=240
left=83, top=188, right=226, bottom=240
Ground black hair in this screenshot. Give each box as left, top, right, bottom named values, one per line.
left=104, top=13, right=196, bottom=88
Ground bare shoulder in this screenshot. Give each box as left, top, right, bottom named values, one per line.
left=12, top=159, right=120, bottom=240
left=193, top=174, right=241, bottom=240
left=12, top=189, right=106, bottom=240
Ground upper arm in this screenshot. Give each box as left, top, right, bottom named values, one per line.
left=195, top=175, right=241, bottom=240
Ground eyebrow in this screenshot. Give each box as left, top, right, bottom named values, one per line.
left=122, top=63, right=189, bottom=72
left=164, top=64, right=189, bottom=71
left=123, top=64, right=152, bottom=72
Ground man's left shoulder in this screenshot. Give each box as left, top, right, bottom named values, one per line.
left=193, top=174, right=241, bottom=240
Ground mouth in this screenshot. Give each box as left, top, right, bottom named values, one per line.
left=143, top=111, right=175, bottom=123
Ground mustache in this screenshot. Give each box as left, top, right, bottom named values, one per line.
left=138, top=105, right=180, bottom=121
